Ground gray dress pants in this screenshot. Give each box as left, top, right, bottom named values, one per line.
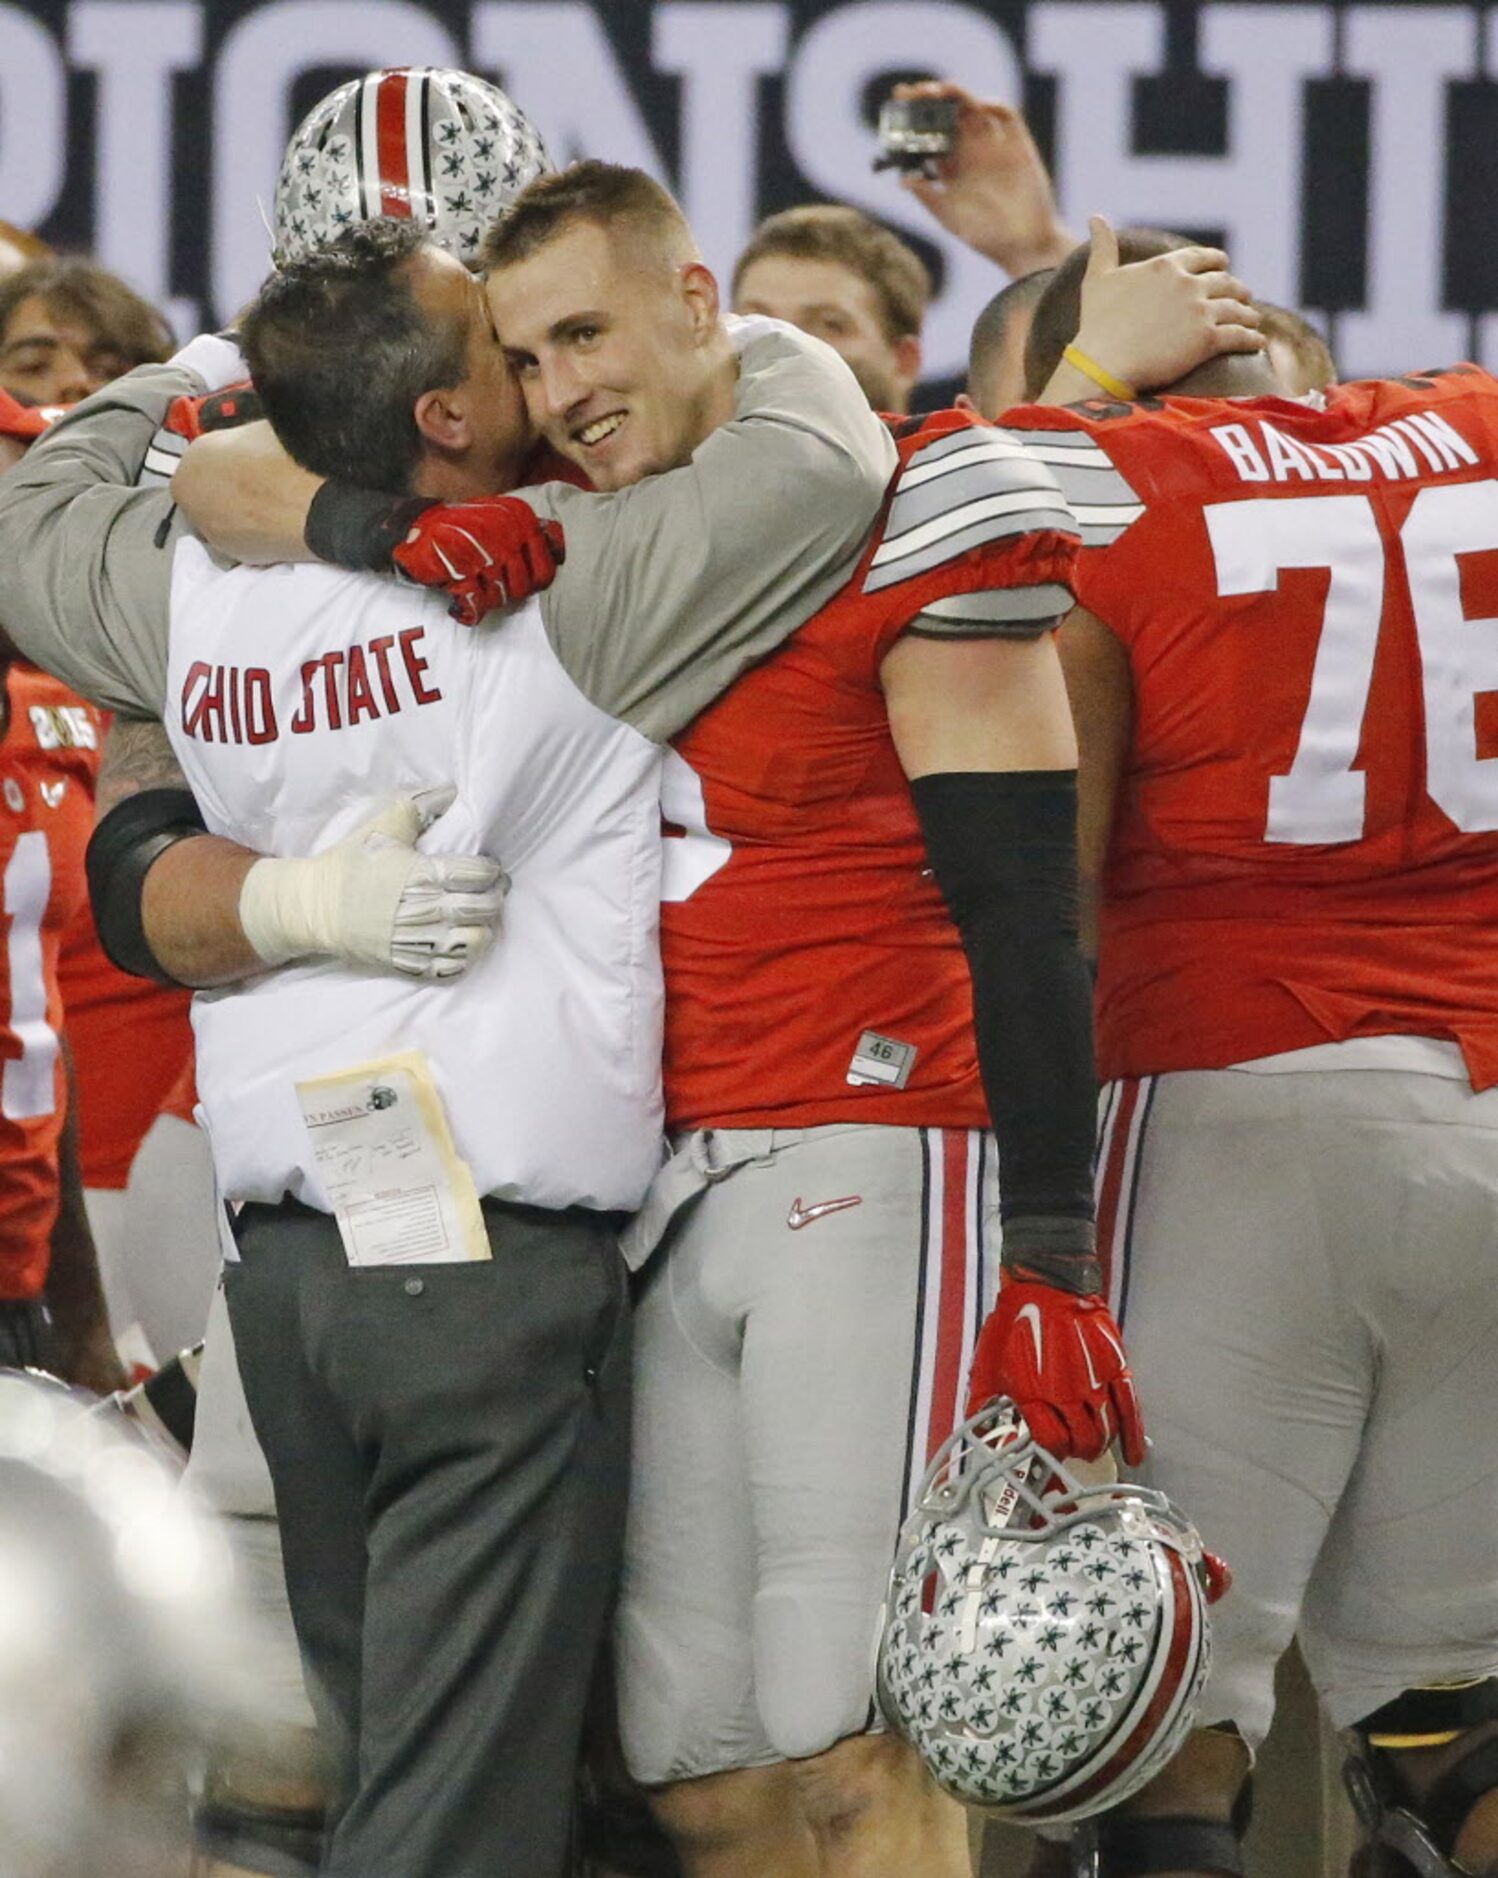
left=224, top=1194, right=630, bottom=1878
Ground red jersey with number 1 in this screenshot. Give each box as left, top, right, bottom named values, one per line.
left=0, top=666, right=100, bottom=1297
left=662, top=409, right=1078, bottom=1130
left=1005, top=367, right=1498, bottom=1088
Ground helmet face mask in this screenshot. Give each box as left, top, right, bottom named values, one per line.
left=273, top=67, right=551, bottom=271
left=877, top=1404, right=1214, bottom=1824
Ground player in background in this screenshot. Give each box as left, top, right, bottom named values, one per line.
left=0, top=388, right=126, bottom=1397
left=731, top=203, right=930, bottom=412
left=0, top=254, right=202, bottom=1368
left=0, top=259, right=172, bottom=408
left=999, top=228, right=1498, bottom=1878
left=965, top=268, right=1061, bottom=418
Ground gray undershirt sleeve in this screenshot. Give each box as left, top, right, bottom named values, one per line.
left=524, top=323, right=897, bottom=742
left=0, top=363, right=204, bottom=717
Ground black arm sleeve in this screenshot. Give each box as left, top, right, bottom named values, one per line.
left=303, top=481, right=434, bottom=573
left=86, top=787, right=208, bottom=986
left=909, top=770, right=1101, bottom=1295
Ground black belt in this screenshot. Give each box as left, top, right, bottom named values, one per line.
left=230, top=1191, right=627, bottom=1248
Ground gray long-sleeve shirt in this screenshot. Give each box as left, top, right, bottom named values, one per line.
left=0, top=319, right=896, bottom=742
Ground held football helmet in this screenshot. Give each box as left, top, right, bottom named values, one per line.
left=877, top=1404, right=1215, bottom=1824
left=273, top=67, right=551, bottom=270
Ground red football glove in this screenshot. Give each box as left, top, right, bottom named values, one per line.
left=391, top=496, right=566, bottom=626
left=966, top=1278, right=1145, bottom=1466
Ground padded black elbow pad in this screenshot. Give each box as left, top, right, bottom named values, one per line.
left=86, top=787, right=208, bottom=985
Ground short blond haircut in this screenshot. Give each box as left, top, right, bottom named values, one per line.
left=733, top=205, right=931, bottom=343
left=482, top=160, right=694, bottom=273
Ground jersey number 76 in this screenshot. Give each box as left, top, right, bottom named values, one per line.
left=1207, top=482, right=1498, bottom=843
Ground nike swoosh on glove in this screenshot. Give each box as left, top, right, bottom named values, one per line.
left=966, top=1278, right=1145, bottom=1465
left=391, top=496, right=566, bottom=626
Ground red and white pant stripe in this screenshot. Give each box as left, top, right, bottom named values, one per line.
left=1095, top=1076, right=1157, bottom=1325
left=899, top=1127, right=996, bottom=1514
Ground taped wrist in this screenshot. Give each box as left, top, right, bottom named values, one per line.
left=303, top=479, right=435, bottom=573
left=86, top=787, right=208, bottom=986
left=909, top=770, right=1100, bottom=1295
left=237, top=856, right=328, bottom=967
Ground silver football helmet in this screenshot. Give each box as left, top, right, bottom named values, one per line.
left=274, top=67, right=551, bottom=269
left=877, top=1404, right=1215, bottom=1824
left=0, top=1369, right=273, bottom=1874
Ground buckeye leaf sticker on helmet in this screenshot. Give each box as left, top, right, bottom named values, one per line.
left=273, top=67, right=552, bottom=270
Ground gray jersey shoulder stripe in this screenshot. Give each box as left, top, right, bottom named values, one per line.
left=866, top=506, right=1076, bottom=590
left=1041, top=460, right=1140, bottom=507
left=1077, top=520, right=1140, bottom=548
left=1071, top=502, right=1145, bottom=528
left=1001, top=425, right=1114, bottom=456
left=904, top=425, right=1029, bottom=467
left=899, top=434, right=1045, bottom=491
left=886, top=461, right=1068, bottom=543
left=919, top=582, right=1073, bottom=623
left=873, top=487, right=1072, bottom=567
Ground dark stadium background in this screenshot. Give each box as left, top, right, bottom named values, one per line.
left=5, top=0, right=1490, bottom=404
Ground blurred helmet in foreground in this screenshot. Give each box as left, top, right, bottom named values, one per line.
left=274, top=67, right=551, bottom=269
left=0, top=1370, right=268, bottom=1874
left=877, top=1404, right=1215, bottom=1824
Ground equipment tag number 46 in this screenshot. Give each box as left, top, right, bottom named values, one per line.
left=1206, top=483, right=1498, bottom=842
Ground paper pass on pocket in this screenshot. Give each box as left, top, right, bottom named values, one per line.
left=296, top=1051, right=489, bottom=1266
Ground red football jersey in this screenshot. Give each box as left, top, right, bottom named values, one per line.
left=1006, top=368, right=1498, bottom=1087
left=9, top=398, right=199, bottom=1189
left=0, top=666, right=99, bottom=1296
left=663, top=410, right=1078, bottom=1131
left=57, top=905, right=193, bottom=1189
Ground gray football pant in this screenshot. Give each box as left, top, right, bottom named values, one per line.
left=1100, top=1067, right=1498, bottom=1745
left=224, top=1195, right=630, bottom=1878
left=619, top=1122, right=998, bottom=1784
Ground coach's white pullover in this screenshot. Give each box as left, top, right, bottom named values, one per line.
left=167, top=542, right=663, bottom=1212
left=0, top=318, right=897, bottom=1212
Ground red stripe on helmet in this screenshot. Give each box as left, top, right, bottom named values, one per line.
left=1053, top=1547, right=1200, bottom=1814
left=376, top=70, right=413, bottom=217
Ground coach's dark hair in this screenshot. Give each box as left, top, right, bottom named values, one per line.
left=482, top=160, right=693, bottom=274
left=240, top=221, right=468, bottom=494
left=1022, top=227, right=1192, bottom=400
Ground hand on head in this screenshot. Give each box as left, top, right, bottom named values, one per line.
left=1073, top=215, right=1263, bottom=395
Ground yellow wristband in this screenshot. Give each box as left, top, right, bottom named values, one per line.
left=1063, top=344, right=1137, bottom=402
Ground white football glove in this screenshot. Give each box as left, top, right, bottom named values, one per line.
left=237, top=785, right=506, bottom=980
